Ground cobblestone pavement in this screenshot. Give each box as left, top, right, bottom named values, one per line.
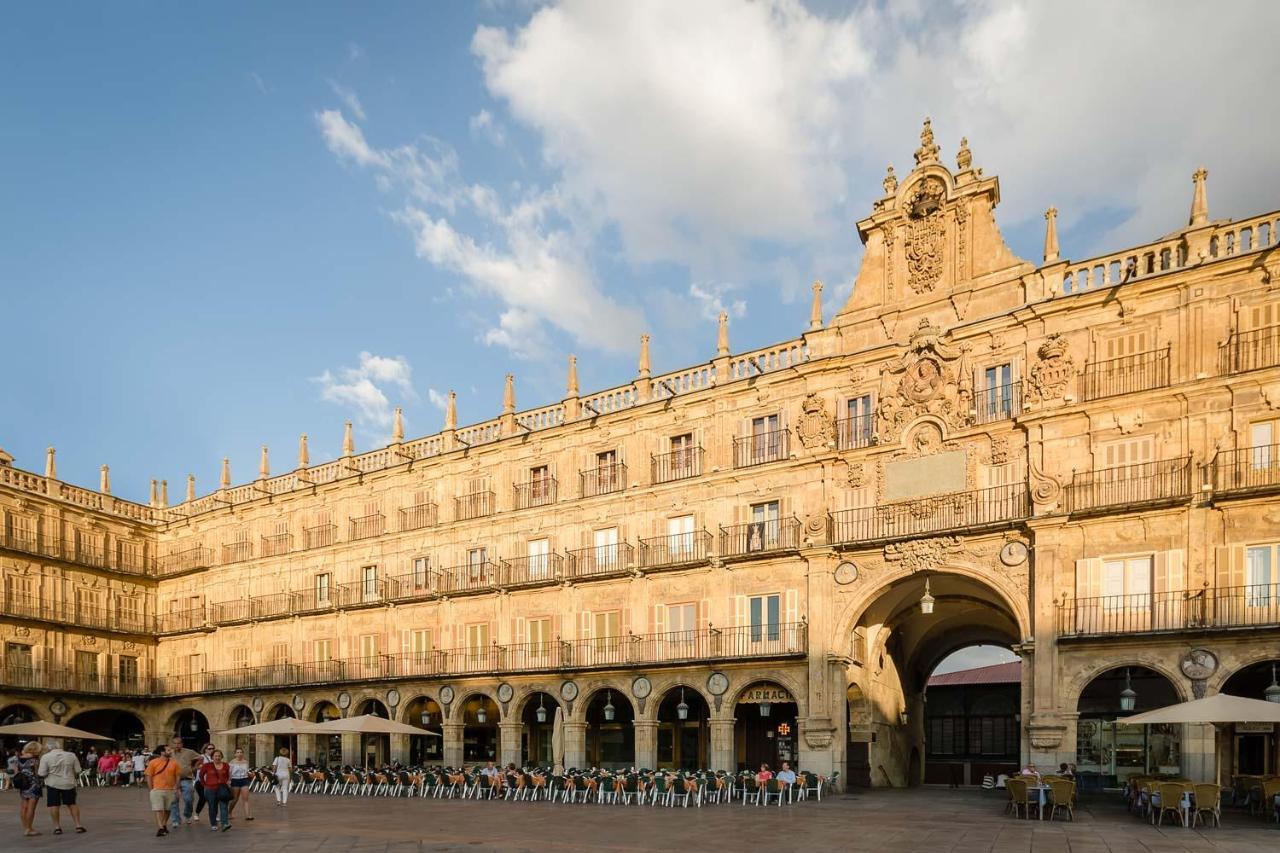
left=7, top=786, right=1278, bottom=852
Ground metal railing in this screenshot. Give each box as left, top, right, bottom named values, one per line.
left=260, top=532, right=292, bottom=557
left=157, top=546, right=213, bottom=576
left=455, top=492, right=494, bottom=521
left=156, top=607, right=206, bottom=634
left=0, top=594, right=153, bottom=635
left=0, top=529, right=154, bottom=575
left=1059, top=584, right=1280, bottom=637
left=719, top=517, right=801, bottom=559
left=513, top=478, right=556, bottom=510
left=733, top=429, right=790, bottom=468
left=1219, top=325, right=1280, bottom=374
left=1212, top=443, right=1280, bottom=496
left=501, top=554, right=562, bottom=588
left=348, top=512, right=385, bottom=540
left=336, top=579, right=392, bottom=607
left=221, top=541, right=253, bottom=564
left=399, top=502, right=438, bottom=531
left=837, top=412, right=876, bottom=450
left=638, top=530, right=713, bottom=568
left=566, top=543, right=634, bottom=579
left=303, top=523, right=337, bottom=550
left=1, top=665, right=153, bottom=697
left=651, top=447, right=703, bottom=484
left=830, top=483, right=1030, bottom=545
left=580, top=463, right=626, bottom=497
left=439, top=560, right=500, bottom=595
left=1080, top=347, right=1171, bottom=401
left=973, top=381, right=1022, bottom=424
left=1066, top=457, right=1193, bottom=514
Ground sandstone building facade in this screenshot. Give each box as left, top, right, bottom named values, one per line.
left=3, top=122, right=1280, bottom=787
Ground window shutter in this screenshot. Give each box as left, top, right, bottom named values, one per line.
left=1154, top=551, right=1184, bottom=593
left=698, top=598, right=710, bottom=629
left=579, top=611, right=592, bottom=640
left=620, top=608, right=632, bottom=636
left=733, top=595, right=747, bottom=628
left=515, top=618, right=526, bottom=646
left=1215, top=546, right=1244, bottom=589
left=401, top=629, right=411, bottom=656
left=784, top=589, right=799, bottom=624
left=653, top=604, right=666, bottom=635
left=552, top=615, right=563, bottom=641
left=1075, top=559, right=1101, bottom=598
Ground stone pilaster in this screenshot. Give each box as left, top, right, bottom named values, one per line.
left=340, top=733, right=361, bottom=767
left=389, top=733, right=410, bottom=765
left=442, top=723, right=464, bottom=768
left=498, top=721, right=523, bottom=768
left=563, top=721, right=587, bottom=770
left=708, top=719, right=735, bottom=772
left=633, top=720, right=658, bottom=770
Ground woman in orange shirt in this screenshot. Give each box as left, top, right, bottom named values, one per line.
left=197, top=750, right=232, bottom=832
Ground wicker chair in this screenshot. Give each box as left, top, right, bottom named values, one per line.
left=1154, top=781, right=1186, bottom=827
left=1192, top=783, right=1220, bottom=828
left=1048, top=779, right=1075, bottom=821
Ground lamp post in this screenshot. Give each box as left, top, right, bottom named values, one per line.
left=1119, top=668, right=1137, bottom=712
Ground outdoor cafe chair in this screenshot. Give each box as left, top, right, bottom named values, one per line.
left=762, top=778, right=787, bottom=807
left=1004, top=778, right=1030, bottom=818
left=1048, top=779, right=1075, bottom=821
left=740, top=774, right=762, bottom=806
left=800, top=771, right=823, bottom=801
left=1263, top=779, right=1280, bottom=822
left=1154, top=781, right=1187, bottom=827
left=1192, top=783, right=1220, bottom=828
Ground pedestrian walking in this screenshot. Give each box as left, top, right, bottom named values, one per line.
left=144, top=745, right=180, bottom=838
left=12, top=741, right=44, bottom=837
left=37, top=740, right=86, bottom=834
left=166, top=738, right=201, bottom=828
left=130, top=748, right=147, bottom=786
left=227, top=748, right=253, bottom=821
left=271, top=747, right=292, bottom=806
left=197, top=750, right=232, bottom=832
left=116, top=750, right=133, bottom=787
left=192, top=743, right=215, bottom=819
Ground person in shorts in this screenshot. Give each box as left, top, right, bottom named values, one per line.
left=227, top=748, right=253, bottom=821
left=37, top=741, right=85, bottom=834
left=13, top=741, right=44, bottom=837
left=144, top=745, right=180, bottom=837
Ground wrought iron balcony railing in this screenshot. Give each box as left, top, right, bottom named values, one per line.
left=733, top=429, right=790, bottom=468
left=1058, top=584, right=1280, bottom=637
left=1065, top=456, right=1193, bottom=514
left=718, top=517, right=801, bottom=559
left=973, top=381, right=1022, bottom=424
left=500, top=553, right=562, bottom=588
left=1212, top=443, right=1280, bottom=497
left=638, top=530, right=713, bottom=569
left=398, top=502, right=438, bottom=531
left=513, top=478, right=556, bottom=510
left=455, top=491, right=495, bottom=521
left=260, top=532, right=292, bottom=557
left=836, top=412, right=876, bottom=450
left=830, top=483, right=1030, bottom=546
left=156, top=607, right=206, bottom=634
left=580, top=463, right=626, bottom=498
left=157, top=546, right=213, bottom=576
left=566, top=542, right=634, bottom=579
left=220, top=541, right=253, bottom=564
left=440, top=560, right=500, bottom=595
left=0, top=594, right=154, bottom=635
left=0, top=530, right=154, bottom=575
left=1219, top=325, right=1280, bottom=374
left=348, top=512, right=385, bottom=540
left=2, top=665, right=154, bottom=697
left=303, top=523, right=337, bottom=550
left=651, top=447, right=703, bottom=484
left=1080, top=347, right=1171, bottom=401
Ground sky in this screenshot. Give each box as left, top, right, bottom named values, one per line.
left=2, top=1, right=1278, bottom=503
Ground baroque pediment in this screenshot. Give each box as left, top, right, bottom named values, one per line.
left=876, top=319, right=974, bottom=443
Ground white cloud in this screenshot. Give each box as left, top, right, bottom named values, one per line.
left=327, top=80, right=366, bottom=121
left=688, top=282, right=746, bottom=323
left=247, top=71, right=270, bottom=95
left=427, top=388, right=450, bottom=410
left=314, top=352, right=415, bottom=428
left=469, top=109, right=506, bottom=147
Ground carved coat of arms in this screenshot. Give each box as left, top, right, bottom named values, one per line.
left=1027, top=334, right=1076, bottom=403
left=905, top=178, right=946, bottom=294
left=796, top=394, right=835, bottom=450
left=876, top=319, right=973, bottom=443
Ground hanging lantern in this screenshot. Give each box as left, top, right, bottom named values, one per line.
left=1265, top=663, right=1280, bottom=704
left=420, top=711, right=430, bottom=726
left=189, top=716, right=199, bottom=732
left=536, top=694, right=547, bottom=724
left=919, top=576, right=935, bottom=615
left=759, top=699, right=772, bottom=718
left=476, top=704, right=487, bottom=724
left=1119, top=668, right=1137, bottom=712
left=603, top=691, right=616, bottom=722
left=676, top=688, right=689, bottom=721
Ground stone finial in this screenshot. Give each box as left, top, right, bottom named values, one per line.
left=258, top=445, right=270, bottom=479
left=1043, top=207, right=1060, bottom=263
left=638, top=334, right=651, bottom=379
left=882, top=164, right=897, bottom=196
left=1189, top=167, right=1209, bottom=226
left=220, top=457, right=231, bottom=489
left=503, top=374, right=515, bottom=414
left=956, top=137, right=972, bottom=171
left=149, top=479, right=158, bottom=507
left=716, top=312, right=730, bottom=356
left=566, top=355, right=579, bottom=397
left=444, top=391, right=457, bottom=431
left=391, top=408, right=404, bottom=444
left=99, top=464, right=111, bottom=494
left=913, top=118, right=940, bottom=166
left=809, top=280, right=824, bottom=330
left=342, top=421, right=354, bottom=457
left=159, top=479, right=168, bottom=508
left=297, top=434, right=309, bottom=469
left=186, top=474, right=196, bottom=503
left=45, top=447, right=56, bottom=479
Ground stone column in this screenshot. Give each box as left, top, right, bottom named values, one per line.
left=253, top=735, right=274, bottom=770
left=708, top=719, right=735, bottom=772
left=498, top=721, right=523, bottom=768
left=340, top=733, right=361, bottom=767
left=389, top=733, right=410, bottom=765
left=633, top=720, right=658, bottom=770
left=800, top=547, right=838, bottom=776
left=564, top=722, right=587, bottom=770
left=442, top=723, right=464, bottom=768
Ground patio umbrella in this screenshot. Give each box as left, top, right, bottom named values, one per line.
left=1115, top=693, right=1280, bottom=725
left=0, top=721, right=113, bottom=741
left=313, top=714, right=440, bottom=735
left=551, top=706, right=565, bottom=774
left=215, top=717, right=331, bottom=736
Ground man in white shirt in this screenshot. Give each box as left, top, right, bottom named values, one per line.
left=37, top=742, right=85, bottom=834
left=776, top=761, right=797, bottom=786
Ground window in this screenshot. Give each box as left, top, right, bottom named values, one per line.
left=412, top=556, right=430, bottom=590
left=527, top=538, right=550, bottom=578
left=1246, top=545, right=1275, bottom=606
left=668, top=515, right=695, bottom=559
left=314, top=639, right=332, bottom=663
left=315, top=572, right=331, bottom=604
left=75, top=650, right=99, bottom=680
left=596, top=449, right=619, bottom=492
left=116, top=595, right=140, bottom=627
left=232, top=647, right=249, bottom=669
left=467, top=548, right=488, bottom=582
left=749, top=594, right=781, bottom=642
left=593, top=610, right=620, bottom=640
left=671, top=433, right=694, bottom=475
left=410, top=629, right=431, bottom=664
left=1251, top=421, right=1277, bottom=469
left=362, top=565, right=379, bottom=601
left=465, top=622, right=489, bottom=651
left=748, top=501, right=780, bottom=550
left=359, top=634, right=379, bottom=663
left=528, top=617, right=552, bottom=655
left=667, top=603, right=696, bottom=635
left=529, top=465, right=551, bottom=502
left=118, top=655, right=138, bottom=686
left=1102, top=437, right=1153, bottom=469
left=4, top=642, right=33, bottom=671
left=980, top=363, right=1014, bottom=420
left=1081, top=556, right=1152, bottom=609
left=844, top=394, right=875, bottom=448
left=751, top=414, right=782, bottom=462
left=594, top=527, right=619, bottom=569
left=271, top=643, right=289, bottom=667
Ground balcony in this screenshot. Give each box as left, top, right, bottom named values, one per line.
left=209, top=599, right=254, bottom=626
left=303, top=523, right=337, bottom=550
left=455, top=491, right=494, bottom=521
left=500, top=553, right=562, bottom=588
left=513, top=478, right=556, bottom=510
left=73, top=539, right=108, bottom=568
left=830, top=483, right=1030, bottom=546
left=1080, top=347, right=1170, bottom=401
left=156, top=607, right=206, bottom=635
left=399, top=502, right=438, bottom=531
left=733, top=429, right=790, bottom=468
left=291, top=588, right=337, bottom=616
left=260, top=532, right=292, bottom=557
left=639, top=530, right=713, bottom=569
left=348, top=512, right=385, bottom=541
left=580, top=463, right=626, bottom=498
left=157, top=546, right=212, bottom=576
left=837, top=412, right=876, bottom=450
left=1219, top=325, right=1280, bottom=374
left=386, top=570, right=441, bottom=603
left=719, top=517, right=801, bottom=560
left=1066, top=457, right=1193, bottom=515
left=1212, top=443, right=1280, bottom=498
left=336, top=579, right=392, bottom=608
left=651, top=447, right=703, bottom=484
left=440, top=560, right=499, bottom=595
left=1059, top=584, right=1280, bottom=638
left=566, top=543, right=634, bottom=579
left=973, top=381, right=1022, bottom=424
left=2, top=665, right=153, bottom=697
left=220, top=541, right=253, bottom=564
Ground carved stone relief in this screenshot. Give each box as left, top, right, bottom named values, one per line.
left=876, top=319, right=974, bottom=443
left=796, top=394, right=835, bottom=451
left=905, top=178, right=947, bottom=294
left=1027, top=334, right=1076, bottom=404
left=883, top=536, right=964, bottom=573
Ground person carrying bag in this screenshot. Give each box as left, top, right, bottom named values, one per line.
left=197, top=750, right=232, bottom=832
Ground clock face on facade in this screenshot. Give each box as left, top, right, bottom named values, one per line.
left=497, top=683, right=514, bottom=703
left=438, top=685, right=455, bottom=706
left=251, top=696, right=264, bottom=713
left=632, top=676, right=652, bottom=699
left=336, top=691, right=351, bottom=710
left=706, top=672, right=729, bottom=696
left=1180, top=648, right=1218, bottom=680
left=834, top=562, right=859, bottom=585
left=386, top=689, right=401, bottom=708
left=560, top=680, right=579, bottom=702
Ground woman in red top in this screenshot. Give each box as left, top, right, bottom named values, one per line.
left=197, top=750, right=231, bottom=831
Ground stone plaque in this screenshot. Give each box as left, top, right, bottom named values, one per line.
left=884, top=450, right=966, bottom=501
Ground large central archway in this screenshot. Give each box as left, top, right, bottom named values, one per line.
left=843, top=569, right=1025, bottom=788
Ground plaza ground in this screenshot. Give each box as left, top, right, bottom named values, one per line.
left=7, top=786, right=1278, bottom=852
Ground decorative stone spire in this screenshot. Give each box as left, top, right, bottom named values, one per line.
left=566, top=355, right=579, bottom=397
left=342, top=421, right=354, bottom=457
left=1189, top=167, right=1209, bottom=226
left=149, top=479, right=158, bottom=506
left=913, top=118, right=940, bottom=166
left=45, top=447, right=56, bottom=479
left=809, top=281, right=824, bottom=330
left=444, top=391, right=457, bottom=431
left=956, top=137, right=972, bottom=171
left=638, top=334, right=651, bottom=379
left=882, top=165, right=897, bottom=196
left=186, top=474, right=196, bottom=503
left=297, top=434, right=309, bottom=469
left=220, top=457, right=231, bottom=489
left=99, top=464, right=111, bottom=494
left=1043, top=207, right=1060, bottom=263
left=159, top=480, right=168, bottom=508
left=716, top=312, right=730, bottom=357
left=391, top=408, right=404, bottom=444
left=502, top=374, right=515, bottom=414
left=258, top=445, right=270, bottom=479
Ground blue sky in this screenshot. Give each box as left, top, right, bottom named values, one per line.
left=2, top=1, right=1277, bottom=504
